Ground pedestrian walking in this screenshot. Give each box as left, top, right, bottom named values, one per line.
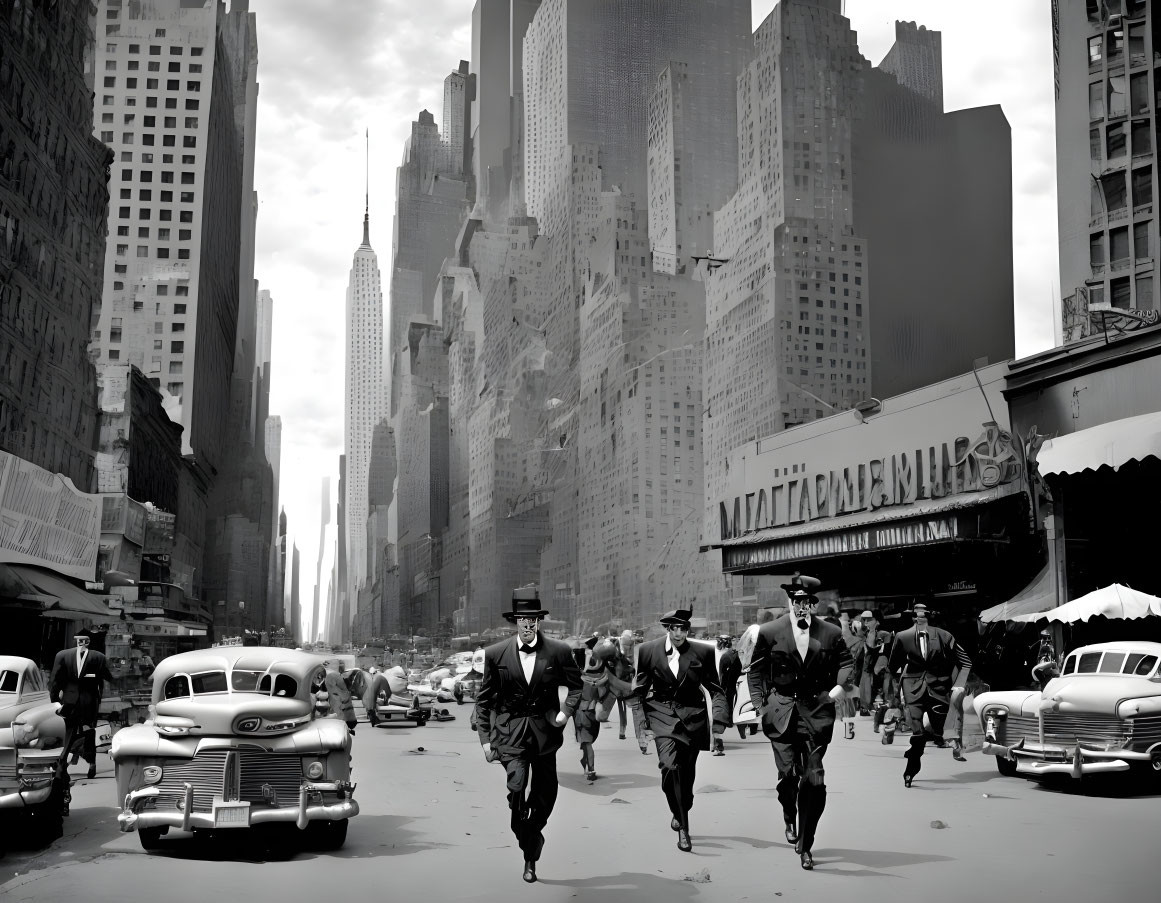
left=50, top=629, right=114, bottom=780
left=887, top=600, right=973, bottom=786
left=473, top=587, right=582, bottom=883
left=610, top=630, right=648, bottom=752
left=746, top=576, right=854, bottom=871
left=318, top=659, right=357, bottom=735
left=716, top=635, right=741, bottom=755
left=634, top=607, right=728, bottom=853
left=575, top=634, right=613, bottom=781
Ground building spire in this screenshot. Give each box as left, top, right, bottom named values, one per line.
left=361, top=128, right=371, bottom=248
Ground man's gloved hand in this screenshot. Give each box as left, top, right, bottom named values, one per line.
left=554, top=711, right=568, bottom=727
left=828, top=685, right=845, bottom=702
left=482, top=742, right=501, bottom=764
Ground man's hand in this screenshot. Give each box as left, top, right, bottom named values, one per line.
left=828, top=685, right=845, bottom=702
left=482, top=742, right=500, bottom=764
left=554, top=711, right=568, bottom=727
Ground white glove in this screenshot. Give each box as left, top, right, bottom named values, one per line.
left=554, top=711, right=568, bottom=727
left=828, top=685, right=845, bottom=702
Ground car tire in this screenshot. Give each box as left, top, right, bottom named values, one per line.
left=996, top=756, right=1018, bottom=777
left=138, top=827, right=166, bottom=851
left=302, top=818, right=348, bottom=851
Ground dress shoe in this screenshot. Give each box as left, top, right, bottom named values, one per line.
left=783, top=821, right=798, bottom=844
left=951, top=742, right=966, bottom=762
left=87, top=764, right=97, bottom=780
left=522, top=861, right=537, bottom=883
left=903, top=773, right=914, bottom=788
left=619, top=732, right=626, bottom=740
left=640, top=745, right=650, bottom=755
left=671, top=817, right=682, bottom=832
left=676, top=828, right=692, bottom=852
left=712, top=747, right=724, bottom=757
left=585, top=770, right=598, bottom=781
left=800, top=850, right=814, bottom=870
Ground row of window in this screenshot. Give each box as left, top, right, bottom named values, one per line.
left=1087, top=72, right=1156, bottom=120
left=101, top=114, right=200, bottom=129
left=113, top=244, right=190, bottom=260
left=103, top=77, right=201, bottom=92
left=104, top=41, right=202, bottom=57
left=106, top=60, right=202, bottom=74
left=1092, top=164, right=1152, bottom=213
left=100, top=132, right=198, bottom=149
left=101, top=95, right=200, bottom=111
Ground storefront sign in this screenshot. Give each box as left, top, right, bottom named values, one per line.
left=0, top=450, right=101, bottom=581
left=717, top=363, right=1021, bottom=544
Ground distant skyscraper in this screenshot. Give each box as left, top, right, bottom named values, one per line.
left=1055, top=0, right=1158, bottom=341
left=344, top=164, right=386, bottom=608
left=90, top=0, right=256, bottom=475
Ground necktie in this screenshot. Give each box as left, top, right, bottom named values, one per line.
left=519, top=643, right=536, bottom=655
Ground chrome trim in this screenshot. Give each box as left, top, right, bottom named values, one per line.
left=121, top=796, right=359, bottom=832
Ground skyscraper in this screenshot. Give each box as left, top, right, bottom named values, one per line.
left=344, top=166, right=386, bottom=609
left=1056, top=0, right=1159, bottom=341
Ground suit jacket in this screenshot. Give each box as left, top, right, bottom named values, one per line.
left=747, top=614, right=853, bottom=745
left=634, top=638, right=728, bottom=750
left=888, top=626, right=972, bottom=706
left=49, top=647, right=112, bottom=726
left=474, top=635, right=582, bottom=758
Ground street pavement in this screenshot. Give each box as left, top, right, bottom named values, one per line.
left=2, top=708, right=1158, bottom=903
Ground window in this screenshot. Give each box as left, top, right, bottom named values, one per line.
left=1132, top=120, right=1151, bottom=156
left=1089, top=82, right=1104, bottom=120
left=161, top=171, right=173, bottom=183
left=1107, top=26, right=1124, bottom=62
left=179, top=211, right=193, bottom=223
left=170, top=341, right=184, bottom=353
left=158, top=228, right=170, bottom=240
left=1135, top=273, right=1153, bottom=307
left=1111, top=276, right=1131, bottom=308
left=164, top=116, right=176, bottom=128
left=1130, top=73, right=1149, bottom=115
left=182, top=136, right=196, bottom=148
left=1107, top=122, right=1127, bottom=158
left=147, top=78, right=158, bottom=89
left=168, top=62, right=181, bottom=73
left=175, top=285, right=188, bottom=296
left=1127, top=23, right=1145, bottom=63
left=186, top=81, right=201, bottom=92
left=171, top=323, right=184, bottom=333
left=192, top=47, right=203, bottom=56
left=109, top=318, right=122, bottom=342
left=166, top=80, right=179, bottom=90
left=189, top=64, right=202, bottom=73
left=168, top=361, right=182, bottom=373
left=137, top=246, right=149, bottom=258
left=185, top=99, right=199, bottom=110
left=1090, top=128, right=1101, bottom=162
left=178, top=229, right=191, bottom=241
left=1108, top=75, right=1127, bottom=118
left=101, top=130, right=114, bottom=143
left=166, top=382, right=183, bottom=397
left=1134, top=221, right=1150, bottom=259
left=174, top=303, right=186, bottom=315
left=1101, top=171, right=1127, bottom=211
left=137, top=227, right=150, bottom=239
left=1132, top=167, right=1152, bottom=207
left=1090, top=233, right=1105, bottom=268
left=1110, top=226, right=1129, bottom=263
left=180, top=192, right=194, bottom=203
left=156, top=285, right=168, bottom=296
left=108, top=350, right=120, bottom=360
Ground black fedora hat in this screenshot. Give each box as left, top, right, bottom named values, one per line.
left=659, top=607, right=693, bottom=627
left=781, top=574, right=821, bottom=603
left=503, top=585, right=550, bottom=621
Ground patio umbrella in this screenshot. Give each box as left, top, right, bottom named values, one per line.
left=1007, top=583, right=1161, bottom=624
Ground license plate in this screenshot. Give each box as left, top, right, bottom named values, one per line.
left=212, top=801, right=251, bottom=828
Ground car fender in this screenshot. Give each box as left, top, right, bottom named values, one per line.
left=973, top=690, right=1040, bottom=723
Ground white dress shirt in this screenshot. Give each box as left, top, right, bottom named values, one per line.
left=794, top=622, right=811, bottom=659
left=664, top=642, right=682, bottom=677
left=918, top=630, right=929, bottom=659
left=76, top=647, right=88, bottom=675
left=518, top=636, right=538, bottom=683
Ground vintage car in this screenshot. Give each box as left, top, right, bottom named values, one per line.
left=111, top=647, right=359, bottom=851
left=974, top=640, right=1161, bottom=780
left=0, top=656, right=70, bottom=848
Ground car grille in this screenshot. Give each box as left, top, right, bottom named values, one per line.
left=0, top=749, right=17, bottom=784
left=147, top=750, right=305, bottom=812
left=999, top=712, right=1161, bottom=750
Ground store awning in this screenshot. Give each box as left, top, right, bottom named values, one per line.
left=1037, top=410, right=1161, bottom=476
left=978, top=564, right=1058, bottom=623
left=0, top=563, right=55, bottom=605
left=6, top=565, right=114, bottom=618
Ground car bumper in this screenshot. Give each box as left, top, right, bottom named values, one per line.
left=117, top=781, right=359, bottom=832
left=982, top=740, right=1151, bottom=776
left=0, top=784, right=55, bottom=809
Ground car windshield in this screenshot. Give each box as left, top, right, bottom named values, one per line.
left=1063, top=650, right=1158, bottom=676
left=163, top=670, right=299, bottom=699
left=0, top=670, right=18, bottom=693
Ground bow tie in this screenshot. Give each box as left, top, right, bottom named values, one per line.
left=519, top=643, right=536, bottom=655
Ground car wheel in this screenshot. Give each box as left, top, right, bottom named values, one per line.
left=996, top=756, right=1018, bottom=777
left=138, top=827, right=166, bottom=851
left=302, top=818, right=348, bottom=851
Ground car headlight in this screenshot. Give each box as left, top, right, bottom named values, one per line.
left=306, top=760, right=325, bottom=780
left=234, top=716, right=262, bottom=733
left=142, top=765, right=163, bottom=785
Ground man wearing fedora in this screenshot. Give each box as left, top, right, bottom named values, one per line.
left=888, top=599, right=973, bottom=786
left=747, top=576, right=854, bottom=871
left=634, top=607, right=728, bottom=853
left=50, top=629, right=114, bottom=780
left=474, top=586, right=582, bottom=883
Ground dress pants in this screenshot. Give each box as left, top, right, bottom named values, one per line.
left=617, top=696, right=647, bottom=744
left=903, top=690, right=948, bottom=778
left=61, top=704, right=97, bottom=763
left=503, top=750, right=559, bottom=862
left=654, top=736, right=699, bottom=829
left=771, top=712, right=828, bottom=853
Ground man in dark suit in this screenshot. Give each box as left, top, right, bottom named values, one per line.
left=634, top=608, right=728, bottom=853
left=887, top=601, right=973, bottom=786
left=747, top=576, right=854, bottom=871
left=474, top=587, right=582, bottom=883
left=716, top=635, right=741, bottom=751
left=49, top=629, right=113, bottom=779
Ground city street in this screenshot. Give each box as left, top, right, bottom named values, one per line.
left=1, top=709, right=1157, bottom=903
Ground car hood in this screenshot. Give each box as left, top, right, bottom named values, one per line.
left=977, top=676, right=1157, bottom=718
left=154, top=695, right=312, bottom=735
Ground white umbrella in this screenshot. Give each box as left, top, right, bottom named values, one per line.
left=1009, top=583, right=1161, bottom=624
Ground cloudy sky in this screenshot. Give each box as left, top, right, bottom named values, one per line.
left=248, top=0, right=1059, bottom=629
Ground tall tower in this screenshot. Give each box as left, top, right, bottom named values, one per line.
left=1056, top=0, right=1158, bottom=342
left=344, top=135, right=387, bottom=611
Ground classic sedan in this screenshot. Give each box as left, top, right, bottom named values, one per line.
left=111, top=647, right=359, bottom=851
left=0, top=656, right=70, bottom=847
left=974, top=641, right=1161, bottom=780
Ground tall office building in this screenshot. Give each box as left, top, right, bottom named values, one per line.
left=1, top=0, right=110, bottom=490
left=1056, top=0, right=1159, bottom=341
left=265, top=414, right=282, bottom=623
left=90, top=0, right=254, bottom=478
left=289, top=540, right=300, bottom=643
left=344, top=190, right=386, bottom=608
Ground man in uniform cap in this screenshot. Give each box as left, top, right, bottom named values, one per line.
left=50, top=629, right=113, bottom=780
left=887, top=599, right=973, bottom=786
left=634, top=607, right=728, bottom=853
left=474, top=586, right=582, bottom=883
left=747, top=576, right=854, bottom=870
